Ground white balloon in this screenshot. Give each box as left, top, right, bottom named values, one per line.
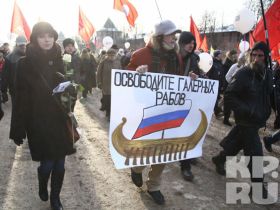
left=198, top=53, right=213, bottom=73
left=234, top=8, right=255, bottom=34
left=102, top=36, right=113, bottom=50
left=239, top=40, right=250, bottom=52
left=124, top=42, right=130, bottom=49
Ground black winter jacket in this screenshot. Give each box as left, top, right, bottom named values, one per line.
left=207, top=58, right=225, bottom=92
left=224, top=66, right=272, bottom=127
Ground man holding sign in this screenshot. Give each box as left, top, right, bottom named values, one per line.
left=126, top=19, right=182, bottom=205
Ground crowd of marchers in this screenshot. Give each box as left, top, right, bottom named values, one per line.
left=0, top=19, right=279, bottom=209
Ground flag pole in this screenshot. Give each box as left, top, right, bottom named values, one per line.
left=259, top=0, right=273, bottom=70
left=259, top=0, right=277, bottom=116
left=154, top=0, right=163, bottom=20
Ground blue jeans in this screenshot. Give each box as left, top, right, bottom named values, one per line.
left=39, top=157, right=65, bottom=174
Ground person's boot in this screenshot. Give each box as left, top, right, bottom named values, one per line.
left=189, top=158, right=198, bottom=165
left=180, top=159, right=194, bottom=181
left=130, top=169, right=143, bottom=187
left=181, top=169, right=194, bottom=181
left=223, top=119, right=232, bottom=126
left=82, top=90, right=87, bottom=99
left=147, top=190, right=165, bottom=205
left=0, top=108, right=3, bottom=120
left=263, top=136, right=273, bottom=152
left=37, top=167, right=51, bottom=201
left=50, top=169, right=65, bottom=210
left=212, top=151, right=226, bottom=175
left=263, top=130, right=280, bottom=152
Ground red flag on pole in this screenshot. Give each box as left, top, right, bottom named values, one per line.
left=114, top=0, right=138, bottom=27
left=190, top=16, right=203, bottom=50
left=10, top=1, right=31, bottom=40
left=252, top=0, right=280, bottom=60
left=79, top=6, right=95, bottom=48
left=200, top=36, right=208, bottom=52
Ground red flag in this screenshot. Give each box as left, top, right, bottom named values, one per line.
left=200, top=36, right=208, bottom=52
left=10, top=1, right=31, bottom=40
left=252, top=0, right=280, bottom=60
left=249, top=32, right=255, bottom=48
left=79, top=6, right=95, bottom=48
left=114, top=0, right=138, bottom=27
left=272, top=43, right=280, bottom=63
left=190, top=16, right=203, bottom=50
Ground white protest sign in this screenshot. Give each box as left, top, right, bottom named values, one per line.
left=109, top=70, right=218, bottom=169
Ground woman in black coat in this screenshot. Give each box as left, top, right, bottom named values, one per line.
left=10, top=22, right=75, bottom=210
left=80, top=48, right=97, bottom=98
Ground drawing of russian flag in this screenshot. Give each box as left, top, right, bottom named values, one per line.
left=132, top=100, right=192, bottom=139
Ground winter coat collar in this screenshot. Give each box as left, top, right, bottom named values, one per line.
left=26, top=43, right=62, bottom=68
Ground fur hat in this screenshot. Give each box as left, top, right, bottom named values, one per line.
left=63, top=38, right=75, bottom=48
left=30, top=22, right=58, bottom=44
left=154, top=20, right=181, bottom=36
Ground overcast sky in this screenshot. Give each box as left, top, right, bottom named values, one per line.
left=0, top=0, right=249, bottom=42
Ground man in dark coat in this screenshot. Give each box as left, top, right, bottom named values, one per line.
left=0, top=51, right=4, bottom=120
left=0, top=97, right=3, bottom=120
left=0, top=42, right=10, bottom=58
left=1, top=35, right=27, bottom=105
left=11, top=22, right=76, bottom=210
left=62, top=38, right=82, bottom=83
left=127, top=19, right=181, bottom=205
left=223, top=49, right=238, bottom=126
left=207, top=50, right=225, bottom=117
left=212, top=42, right=273, bottom=199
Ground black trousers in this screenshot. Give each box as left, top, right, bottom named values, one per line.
left=180, top=158, right=196, bottom=171
left=103, top=94, right=111, bottom=116
left=220, top=125, right=263, bottom=183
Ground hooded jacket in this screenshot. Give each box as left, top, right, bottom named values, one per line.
left=10, top=43, right=75, bottom=161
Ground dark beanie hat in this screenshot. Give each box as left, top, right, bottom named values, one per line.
left=213, top=50, right=222, bottom=58
left=251, top=41, right=270, bottom=66
left=179, top=31, right=196, bottom=45
left=251, top=41, right=269, bottom=59
left=178, top=31, right=197, bottom=52
left=30, top=22, right=58, bottom=44
left=111, top=44, right=119, bottom=50
left=63, top=38, right=75, bottom=48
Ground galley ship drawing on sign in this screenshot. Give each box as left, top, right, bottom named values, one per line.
left=112, top=99, right=208, bottom=166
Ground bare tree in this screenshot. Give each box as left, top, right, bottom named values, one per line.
left=198, top=11, right=216, bottom=34
left=246, top=0, right=274, bottom=20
